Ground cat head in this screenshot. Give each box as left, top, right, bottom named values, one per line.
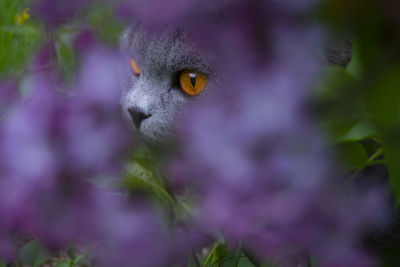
left=120, top=26, right=217, bottom=141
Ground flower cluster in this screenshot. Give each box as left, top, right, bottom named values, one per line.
left=164, top=0, right=387, bottom=266
left=0, top=45, right=172, bottom=266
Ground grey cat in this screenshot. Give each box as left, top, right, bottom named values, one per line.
left=120, top=27, right=217, bottom=141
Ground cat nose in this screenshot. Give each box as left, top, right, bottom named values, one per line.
left=127, top=107, right=151, bottom=129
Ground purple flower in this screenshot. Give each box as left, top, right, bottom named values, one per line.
left=169, top=64, right=385, bottom=265
left=116, top=0, right=230, bottom=30
left=0, top=46, right=173, bottom=266
left=162, top=1, right=386, bottom=265
left=0, top=79, right=20, bottom=116
left=32, top=0, right=92, bottom=27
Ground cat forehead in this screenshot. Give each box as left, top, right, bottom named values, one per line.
left=121, top=27, right=212, bottom=74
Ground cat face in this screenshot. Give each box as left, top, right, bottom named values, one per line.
left=120, top=27, right=216, bottom=141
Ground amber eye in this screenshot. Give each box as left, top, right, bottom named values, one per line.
left=129, top=58, right=141, bottom=76
left=179, top=70, right=208, bottom=96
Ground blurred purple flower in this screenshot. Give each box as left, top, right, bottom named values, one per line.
left=116, top=0, right=316, bottom=31
left=169, top=62, right=385, bottom=265
left=163, top=1, right=386, bottom=265
left=32, top=0, right=92, bottom=27
left=0, top=79, right=20, bottom=116
left=116, top=0, right=227, bottom=30
left=0, top=46, right=174, bottom=266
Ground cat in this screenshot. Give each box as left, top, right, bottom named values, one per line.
left=120, top=26, right=217, bottom=141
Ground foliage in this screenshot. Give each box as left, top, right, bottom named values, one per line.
left=0, top=0, right=42, bottom=77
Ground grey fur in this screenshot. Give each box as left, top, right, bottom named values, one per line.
left=120, top=27, right=216, bottom=141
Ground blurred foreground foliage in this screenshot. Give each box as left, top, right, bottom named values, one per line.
left=0, top=0, right=42, bottom=77
left=0, top=0, right=123, bottom=79
left=2, top=0, right=400, bottom=266
left=316, top=0, right=400, bottom=205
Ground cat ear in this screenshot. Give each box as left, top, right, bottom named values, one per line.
left=119, top=20, right=147, bottom=52
left=119, top=24, right=149, bottom=60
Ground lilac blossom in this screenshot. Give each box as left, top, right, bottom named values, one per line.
left=32, top=0, right=92, bottom=27
left=163, top=1, right=386, bottom=266
left=0, top=79, right=20, bottom=116
left=116, top=0, right=316, bottom=31
left=0, top=46, right=173, bottom=266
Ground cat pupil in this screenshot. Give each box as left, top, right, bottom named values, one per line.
left=189, top=73, right=196, bottom=87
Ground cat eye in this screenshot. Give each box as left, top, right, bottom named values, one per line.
left=179, top=70, right=208, bottom=96
left=129, top=58, right=141, bottom=76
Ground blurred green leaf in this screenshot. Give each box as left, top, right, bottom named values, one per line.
left=123, top=147, right=175, bottom=207
left=336, top=142, right=369, bottom=171
left=20, top=240, right=51, bottom=267
left=0, top=0, right=43, bottom=77
left=338, top=118, right=377, bottom=142
left=314, top=66, right=357, bottom=103
left=346, top=40, right=362, bottom=79
left=55, top=36, right=78, bottom=84
left=383, top=136, right=400, bottom=205
left=321, top=117, right=361, bottom=144
left=236, top=256, right=256, bottom=267
left=203, top=243, right=218, bottom=267
left=211, top=243, right=227, bottom=265
left=1, top=24, right=38, bottom=35
left=55, top=260, right=73, bottom=267
left=313, top=66, right=371, bottom=145
left=368, top=67, right=400, bottom=204
left=368, top=68, right=400, bottom=127
left=72, top=254, right=84, bottom=265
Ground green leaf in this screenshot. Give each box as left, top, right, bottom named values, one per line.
left=55, top=35, right=78, bottom=84
left=203, top=243, right=218, bottom=267
left=55, top=260, right=73, bottom=267
left=237, top=257, right=257, bottom=267
left=20, top=240, right=51, bottom=267
left=0, top=258, right=7, bottom=267
left=338, top=118, right=377, bottom=142
left=72, top=254, right=84, bottom=265
left=123, top=147, right=175, bottom=207
left=124, top=161, right=175, bottom=206
left=313, top=66, right=371, bottom=145
left=1, top=24, right=38, bottom=35
left=211, top=243, right=227, bottom=265
left=346, top=40, right=362, bottom=79
left=54, top=254, right=83, bottom=267
left=321, top=117, right=361, bottom=144
left=336, top=142, right=369, bottom=171
left=367, top=67, right=400, bottom=204
left=384, top=138, right=400, bottom=205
